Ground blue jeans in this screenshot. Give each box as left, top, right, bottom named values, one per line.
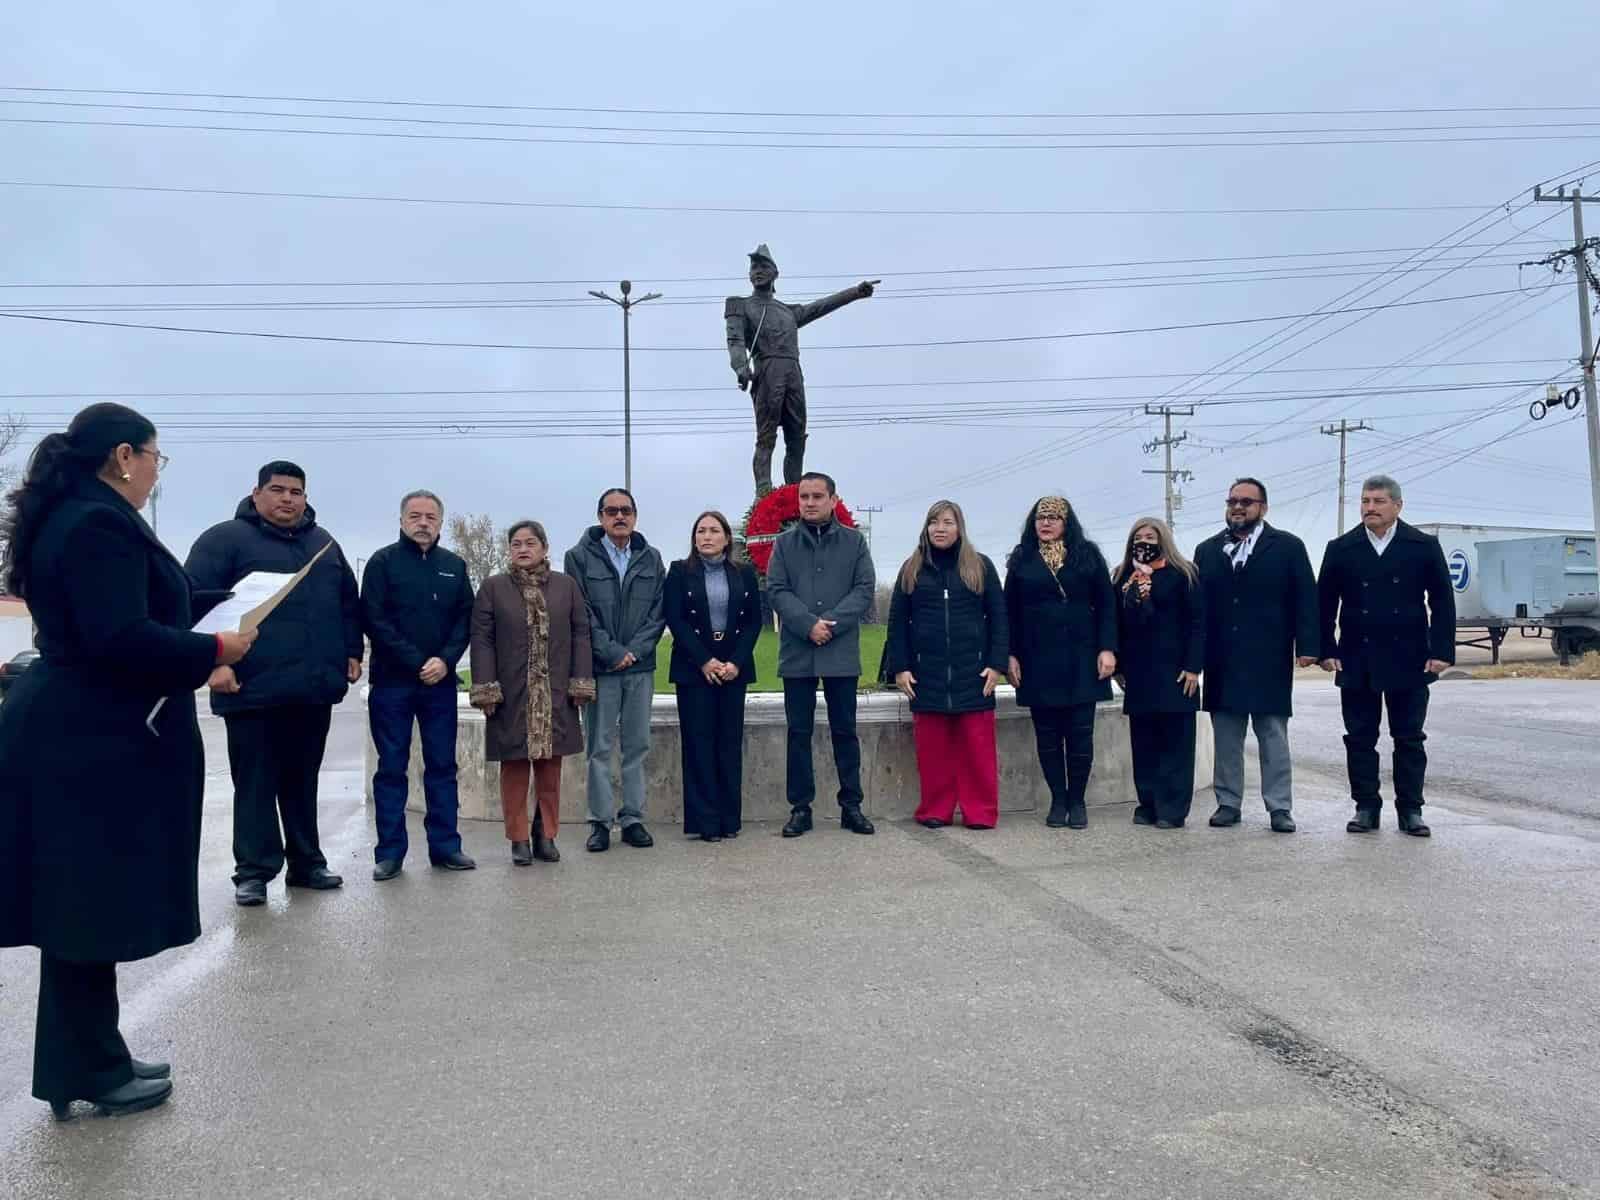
left=584, top=671, right=653, bottom=826
left=369, top=682, right=462, bottom=863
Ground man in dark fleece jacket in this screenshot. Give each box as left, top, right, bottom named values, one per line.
left=361, top=489, right=476, bottom=881
left=185, top=461, right=363, bottom=907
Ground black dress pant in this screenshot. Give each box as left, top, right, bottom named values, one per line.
left=676, top=681, right=748, bottom=837
left=783, top=676, right=862, bottom=810
left=1128, top=712, right=1198, bottom=825
left=33, top=953, right=132, bottom=1103
left=1030, top=703, right=1097, bottom=806
left=1340, top=685, right=1430, bottom=812
left=224, top=704, right=334, bottom=884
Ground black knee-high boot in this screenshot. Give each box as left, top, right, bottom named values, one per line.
left=1033, top=709, right=1070, bottom=827
left=1063, top=704, right=1096, bottom=828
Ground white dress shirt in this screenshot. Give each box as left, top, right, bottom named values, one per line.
left=1365, top=523, right=1397, bottom=557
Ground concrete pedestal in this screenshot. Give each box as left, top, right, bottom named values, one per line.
left=364, top=687, right=1214, bottom=825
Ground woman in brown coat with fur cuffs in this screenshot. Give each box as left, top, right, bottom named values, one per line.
left=469, top=520, right=595, bottom=865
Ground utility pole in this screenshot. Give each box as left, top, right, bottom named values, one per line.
left=1532, top=184, right=1600, bottom=539
left=853, top=503, right=883, bottom=555
left=588, top=280, right=662, bottom=491
left=1320, top=418, right=1373, bottom=535
left=1141, top=404, right=1195, bottom=526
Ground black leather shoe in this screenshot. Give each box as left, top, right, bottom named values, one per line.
left=918, top=817, right=950, bottom=829
left=1155, top=819, right=1179, bottom=830
left=234, top=879, right=267, bottom=907
left=1346, top=808, right=1380, bottom=833
left=52, top=1076, right=174, bottom=1121
left=1209, top=806, right=1242, bottom=827
left=130, top=1058, right=171, bottom=1080
left=372, top=859, right=402, bottom=881
left=430, top=850, right=477, bottom=871
left=1398, top=810, right=1431, bottom=837
left=1270, top=811, right=1297, bottom=834
left=782, top=808, right=813, bottom=838
left=840, top=806, right=876, bottom=835
left=534, top=837, right=560, bottom=862
left=621, top=823, right=654, bottom=849
left=1132, top=808, right=1156, bottom=826
left=1045, top=800, right=1069, bottom=828
left=1066, top=802, right=1088, bottom=830
left=586, top=823, right=611, bottom=852
left=703, top=834, right=723, bottom=843
left=286, top=867, right=343, bottom=890
left=511, top=841, right=533, bottom=866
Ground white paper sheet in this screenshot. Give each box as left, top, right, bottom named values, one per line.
left=191, top=572, right=294, bottom=635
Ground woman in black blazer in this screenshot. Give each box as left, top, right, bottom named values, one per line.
left=1004, top=495, right=1118, bottom=829
left=1113, top=518, right=1205, bottom=829
left=664, top=510, right=761, bottom=841
left=0, top=403, right=255, bottom=1120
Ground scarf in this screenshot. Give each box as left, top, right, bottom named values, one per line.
left=1122, top=555, right=1167, bottom=602
left=1035, top=496, right=1068, bottom=572
left=511, top=561, right=555, bottom=761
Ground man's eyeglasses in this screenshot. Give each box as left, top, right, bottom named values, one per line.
left=603, top=506, right=635, bottom=518
left=1225, top=497, right=1261, bottom=509
left=140, top=449, right=171, bottom=471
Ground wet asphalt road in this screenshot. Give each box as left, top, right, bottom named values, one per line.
left=1, top=681, right=1597, bottom=1199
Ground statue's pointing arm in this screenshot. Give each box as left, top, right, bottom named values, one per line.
left=790, top=280, right=877, bottom=328
left=725, top=298, right=752, bottom=389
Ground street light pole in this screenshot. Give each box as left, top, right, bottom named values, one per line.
left=588, top=280, right=662, bottom=491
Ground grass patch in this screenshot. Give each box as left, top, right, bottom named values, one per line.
left=1469, top=652, right=1600, bottom=681
left=655, top=624, right=889, bottom=693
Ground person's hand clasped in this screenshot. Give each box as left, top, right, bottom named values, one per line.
left=346, top=658, right=363, bottom=683
left=717, top=661, right=739, bottom=683
left=1177, top=670, right=1200, bottom=698
left=1295, top=656, right=1318, bottom=668
left=702, top=658, right=727, bottom=685
left=1425, top=658, right=1451, bottom=675
left=418, top=657, right=449, bottom=686
left=1320, top=657, right=1342, bottom=673
left=895, top=670, right=917, bottom=700
left=207, top=665, right=241, bottom=694
left=980, top=667, right=1004, bottom=698
left=1097, top=651, right=1117, bottom=681
left=809, top=620, right=835, bottom=646
left=1007, top=655, right=1023, bottom=689
left=615, top=651, right=638, bottom=671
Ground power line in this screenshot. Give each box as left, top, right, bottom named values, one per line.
left=10, top=114, right=1600, bottom=151
left=5, top=86, right=1598, bottom=120
left=0, top=286, right=1546, bottom=353
left=0, top=178, right=1497, bottom=218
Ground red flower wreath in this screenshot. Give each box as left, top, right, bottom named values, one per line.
left=741, top=483, right=856, bottom=577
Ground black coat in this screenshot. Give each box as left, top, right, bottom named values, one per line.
left=361, top=535, right=474, bottom=688
left=1317, top=521, right=1456, bottom=692
left=185, top=498, right=363, bottom=715
left=0, top=479, right=218, bottom=962
left=664, top=558, right=761, bottom=688
left=885, top=547, right=1009, bottom=714
left=1004, top=545, right=1118, bottom=708
left=1116, top=566, right=1206, bottom=716
left=1193, top=524, right=1320, bottom=717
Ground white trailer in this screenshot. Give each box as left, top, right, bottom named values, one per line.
left=1412, top=523, right=1590, bottom=662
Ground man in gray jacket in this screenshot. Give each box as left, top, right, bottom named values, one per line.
left=564, top=487, right=666, bottom=852
left=766, top=472, right=877, bottom=838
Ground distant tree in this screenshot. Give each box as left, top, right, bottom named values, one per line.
left=447, top=512, right=507, bottom=592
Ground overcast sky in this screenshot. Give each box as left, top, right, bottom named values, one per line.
left=3, top=1, right=1596, bottom=580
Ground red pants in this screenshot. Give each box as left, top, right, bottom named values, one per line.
left=912, top=710, right=999, bottom=827
left=500, top=758, right=562, bottom=842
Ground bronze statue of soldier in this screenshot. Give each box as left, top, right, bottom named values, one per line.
left=724, top=244, right=877, bottom=496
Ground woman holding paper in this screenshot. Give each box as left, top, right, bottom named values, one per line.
left=0, top=403, right=256, bottom=1121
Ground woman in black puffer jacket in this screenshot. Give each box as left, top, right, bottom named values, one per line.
left=885, top=500, right=1009, bottom=829
left=1004, top=495, right=1118, bottom=829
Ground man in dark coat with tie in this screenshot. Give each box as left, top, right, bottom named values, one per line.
left=1193, top=478, right=1321, bottom=833
left=1317, top=474, right=1455, bottom=837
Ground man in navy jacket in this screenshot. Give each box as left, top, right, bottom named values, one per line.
left=361, top=490, right=476, bottom=880
left=186, top=461, right=364, bottom=906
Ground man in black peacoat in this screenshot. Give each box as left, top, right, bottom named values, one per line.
left=1317, top=477, right=1455, bottom=836
left=1193, top=479, right=1321, bottom=832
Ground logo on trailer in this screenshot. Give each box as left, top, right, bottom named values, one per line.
left=1448, top=549, right=1470, bottom=593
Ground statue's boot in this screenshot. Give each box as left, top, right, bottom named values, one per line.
left=781, top=434, right=808, bottom=487
left=753, top=443, right=775, bottom=497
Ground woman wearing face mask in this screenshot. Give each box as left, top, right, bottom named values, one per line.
left=469, top=520, right=595, bottom=866
left=664, top=511, right=761, bottom=841
left=1004, top=496, right=1117, bottom=829
left=0, top=402, right=257, bottom=1120
left=1113, top=518, right=1206, bottom=829
left=886, top=500, right=1009, bottom=829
